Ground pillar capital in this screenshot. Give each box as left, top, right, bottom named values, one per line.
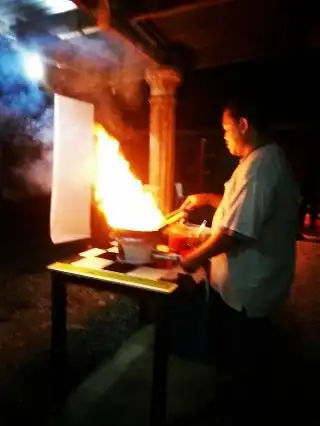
left=145, top=67, right=181, bottom=97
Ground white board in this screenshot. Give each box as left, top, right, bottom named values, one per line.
left=50, top=94, right=94, bottom=244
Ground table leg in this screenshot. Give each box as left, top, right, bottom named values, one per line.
left=150, top=301, right=170, bottom=426
left=51, top=272, right=67, bottom=409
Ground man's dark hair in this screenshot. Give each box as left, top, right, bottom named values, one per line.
left=223, top=95, right=269, bottom=133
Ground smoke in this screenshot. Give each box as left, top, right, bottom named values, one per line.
left=0, top=106, right=53, bottom=200
left=51, top=30, right=153, bottom=131
left=59, top=31, right=151, bottom=105
left=25, top=105, right=54, bottom=147
left=0, top=27, right=153, bottom=199
left=50, top=31, right=153, bottom=180
left=0, top=37, right=47, bottom=116
left=0, top=35, right=53, bottom=199
left=12, top=147, right=53, bottom=197
left=12, top=107, right=53, bottom=197
left=0, top=36, right=53, bottom=199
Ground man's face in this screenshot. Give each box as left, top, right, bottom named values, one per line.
left=222, top=109, right=247, bottom=157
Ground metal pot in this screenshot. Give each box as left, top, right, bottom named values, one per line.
left=111, top=208, right=188, bottom=265
left=111, top=228, right=163, bottom=265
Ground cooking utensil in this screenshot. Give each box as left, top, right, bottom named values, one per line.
left=160, top=207, right=188, bottom=230
left=110, top=207, right=188, bottom=264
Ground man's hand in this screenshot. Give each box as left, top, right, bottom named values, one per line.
left=180, top=229, right=242, bottom=272
left=180, top=194, right=200, bottom=212
left=162, top=265, right=185, bottom=282
left=180, top=193, right=222, bottom=211
left=162, top=265, right=208, bottom=285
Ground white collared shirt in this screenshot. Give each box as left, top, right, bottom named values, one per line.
left=211, top=144, right=299, bottom=317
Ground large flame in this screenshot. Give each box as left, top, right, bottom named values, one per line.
left=94, top=125, right=164, bottom=231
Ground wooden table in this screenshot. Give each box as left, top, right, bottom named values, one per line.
left=47, top=246, right=181, bottom=426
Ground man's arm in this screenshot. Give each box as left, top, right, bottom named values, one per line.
left=204, top=193, right=223, bottom=209
left=180, top=229, right=243, bottom=273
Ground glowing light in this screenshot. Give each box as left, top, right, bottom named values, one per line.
left=23, top=52, right=45, bottom=82
left=44, top=0, right=77, bottom=14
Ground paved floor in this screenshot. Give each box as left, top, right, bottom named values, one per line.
left=59, top=323, right=318, bottom=426
left=62, top=325, right=216, bottom=426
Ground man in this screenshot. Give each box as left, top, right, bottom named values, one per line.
left=176, top=97, right=299, bottom=422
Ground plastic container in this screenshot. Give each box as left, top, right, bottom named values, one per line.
left=168, top=222, right=211, bottom=255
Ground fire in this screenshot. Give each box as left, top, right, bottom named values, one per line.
left=94, top=125, right=164, bottom=231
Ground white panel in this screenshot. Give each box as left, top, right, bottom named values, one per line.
left=50, top=94, right=94, bottom=244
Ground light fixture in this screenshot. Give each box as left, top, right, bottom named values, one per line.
left=22, top=52, right=45, bottom=81
left=43, top=0, right=77, bottom=15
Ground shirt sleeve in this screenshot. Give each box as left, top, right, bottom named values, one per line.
left=219, top=170, right=276, bottom=240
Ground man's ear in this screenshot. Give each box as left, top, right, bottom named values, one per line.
left=239, top=117, right=249, bottom=134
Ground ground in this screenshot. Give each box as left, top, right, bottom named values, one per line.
left=0, top=198, right=140, bottom=425
left=0, top=197, right=319, bottom=425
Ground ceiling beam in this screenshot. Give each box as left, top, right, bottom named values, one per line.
left=70, top=0, right=97, bottom=15
left=131, top=0, right=237, bottom=22
left=70, top=0, right=184, bottom=69
left=25, top=9, right=96, bottom=33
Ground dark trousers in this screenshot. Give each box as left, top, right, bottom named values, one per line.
left=208, top=290, right=277, bottom=423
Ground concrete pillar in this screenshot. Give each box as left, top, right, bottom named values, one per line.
left=145, top=67, right=181, bottom=215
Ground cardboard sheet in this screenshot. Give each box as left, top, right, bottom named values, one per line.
left=79, top=248, right=107, bottom=258
left=71, top=257, right=113, bottom=270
